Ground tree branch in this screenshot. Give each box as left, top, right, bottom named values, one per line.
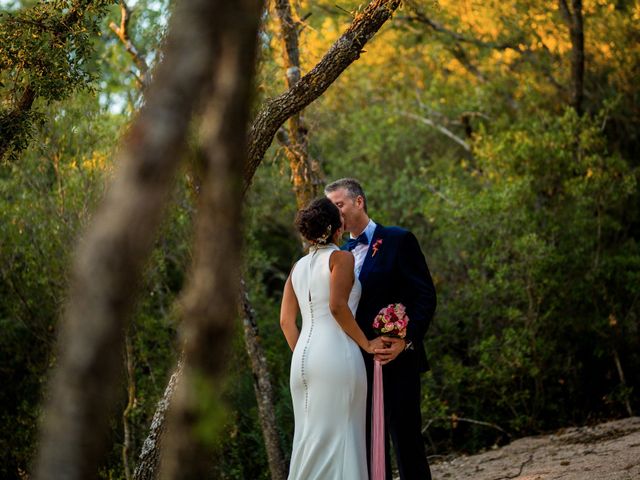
left=494, top=454, right=534, bottom=479
left=558, top=0, right=572, bottom=25
left=109, top=0, right=150, bottom=89
left=244, top=0, right=402, bottom=193
left=402, top=10, right=524, bottom=52
left=133, top=362, right=183, bottom=480
left=274, top=0, right=324, bottom=209
left=399, top=110, right=471, bottom=152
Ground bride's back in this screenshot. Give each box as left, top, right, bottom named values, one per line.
left=292, top=244, right=360, bottom=323
left=292, top=245, right=333, bottom=316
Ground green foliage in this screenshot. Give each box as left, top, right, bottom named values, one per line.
left=0, top=0, right=114, bottom=160
left=1, top=0, right=639, bottom=478
left=0, top=91, right=191, bottom=477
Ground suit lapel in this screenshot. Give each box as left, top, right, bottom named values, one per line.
left=359, top=224, right=384, bottom=281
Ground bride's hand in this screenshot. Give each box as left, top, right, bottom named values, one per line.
left=367, top=337, right=386, bottom=355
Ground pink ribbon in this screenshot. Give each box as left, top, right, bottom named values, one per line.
left=371, top=359, right=385, bottom=480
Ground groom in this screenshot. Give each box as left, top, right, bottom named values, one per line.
left=326, top=178, right=436, bottom=480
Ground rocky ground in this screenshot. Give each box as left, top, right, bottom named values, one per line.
left=429, top=417, right=640, bottom=480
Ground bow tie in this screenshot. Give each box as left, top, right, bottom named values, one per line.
left=345, top=232, right=369, bottom=251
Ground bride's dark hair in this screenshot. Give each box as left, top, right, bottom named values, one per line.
left=295, top=197, right=342, bottom=245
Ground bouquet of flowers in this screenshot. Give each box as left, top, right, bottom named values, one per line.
left=371, top=303, right=409, bottom=480
left=372, top=303, right=409, bottom=338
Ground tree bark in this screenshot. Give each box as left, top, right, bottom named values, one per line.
left=240, top=285, right=288, bottom=480
left=33, top=0, right=246, bottom=477
left=158, top=1, right=263, bottom=478
left=122, top=332, right=136, bottom=480
left=132, top=2, right=402, bottom=478
left=245, top=0, right=402, bottom=193
left=0, top=85, right=35, bottom=159
left=559, top=0, right=585, bottom=115
left=274, top=0, right=324, bottom=209
left=109, top=0, right=151, bottom=89
left=133, top=362, right=182, bottom=480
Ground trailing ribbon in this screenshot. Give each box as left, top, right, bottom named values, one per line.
left=371, top=359, right=385, bottom=480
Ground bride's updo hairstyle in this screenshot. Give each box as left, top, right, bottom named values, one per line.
left=295, top=197, right=342, bottom=245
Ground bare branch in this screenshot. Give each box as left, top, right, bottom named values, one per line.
left=401, top=10, right=523, bottom=52
left=399, top=110, right=471, bottom=152
left=494, top=454, right=534, bottom=480
left=109, top=0, right=150, bottom=88
left=449, top=43, right=487, bottom=83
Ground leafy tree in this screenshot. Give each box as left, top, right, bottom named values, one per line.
left=0, top=0, right=114, bottom=160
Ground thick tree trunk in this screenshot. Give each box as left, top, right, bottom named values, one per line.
left=32, top=0, right=249, bottom=478
left=158, top=1, right=263, bottom=478
left=132, top=2, right=401, bottom=478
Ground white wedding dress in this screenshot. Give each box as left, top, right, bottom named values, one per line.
left=287, top=244, right=368, bottom=480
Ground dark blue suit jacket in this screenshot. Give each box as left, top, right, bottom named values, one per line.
left=343, top=224, right=436, bottom=372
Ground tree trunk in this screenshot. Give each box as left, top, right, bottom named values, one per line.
left=0, top=85, right=35, bottom=159
left=133, top=362, right=183, bottom=480
left=132, top=2, right=402, bottom=478
left=122, top=332, right=136, bottom=480
left=559, top=0, right=585, bottom=116
left=274, top=0, right=324, bottom=209
left=32, top=0, right=251, bottom=477
left=240, top=285, right=288, bottom=480
left=569, top=0, right=584, bottom=116
left=157, top=1, right=263, bottom=478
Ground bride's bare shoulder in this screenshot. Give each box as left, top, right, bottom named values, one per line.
left=330, top=249, right=355, bottom=269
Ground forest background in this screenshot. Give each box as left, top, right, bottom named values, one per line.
left=1, top=0, right=639, bottom=478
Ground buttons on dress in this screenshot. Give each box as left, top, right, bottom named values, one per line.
left=301, top=293, right=314, bottom=413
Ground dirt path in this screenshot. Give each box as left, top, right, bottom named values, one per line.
left=430, top=417, right=640, bottom=480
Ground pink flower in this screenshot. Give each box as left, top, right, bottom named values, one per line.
left=372, top=303, right=409, bottom=338
left=372, top=239, right=383, bottom=257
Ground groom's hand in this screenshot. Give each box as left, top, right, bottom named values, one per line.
left=374, top=337, right=405, bottom=365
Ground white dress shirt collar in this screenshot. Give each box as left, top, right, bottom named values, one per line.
left=350, top=219, right=377, bottom=244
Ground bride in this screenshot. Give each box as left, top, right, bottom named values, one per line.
left=280, top=197, right=383, bottom=480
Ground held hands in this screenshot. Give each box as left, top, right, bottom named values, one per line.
left=366, top=337, right=387, bottom=355
left=373, top=336, right=406, bottom=365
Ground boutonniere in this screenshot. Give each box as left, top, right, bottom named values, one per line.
left=372, top=238, right=383, bottom=257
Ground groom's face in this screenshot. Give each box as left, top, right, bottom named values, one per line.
left=326, top=188, right=364, bottom=234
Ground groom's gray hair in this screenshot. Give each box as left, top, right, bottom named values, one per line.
left=324, top=178, right=368, bottom=212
